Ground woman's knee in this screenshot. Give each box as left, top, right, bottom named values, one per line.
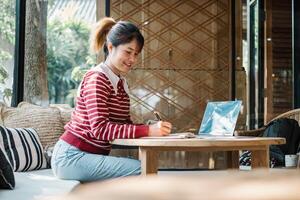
left=116, top=157, right=141, bottom=176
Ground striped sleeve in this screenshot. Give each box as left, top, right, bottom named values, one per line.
left=82, top=72, right=149, bottom=140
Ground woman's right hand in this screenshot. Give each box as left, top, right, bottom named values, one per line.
left=148, top=121, right=172, bottom=136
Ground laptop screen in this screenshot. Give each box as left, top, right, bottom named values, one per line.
left=198, top=100, right=242, bottom=136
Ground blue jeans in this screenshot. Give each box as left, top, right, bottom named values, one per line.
left=51, top=140, right=141, bottom=182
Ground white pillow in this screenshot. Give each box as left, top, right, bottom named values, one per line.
left=0, top=126, right=47, bottom=171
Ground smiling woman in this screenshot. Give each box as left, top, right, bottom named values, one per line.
left=89, top=18, right=144, bottom=75
left=50, top=17, right=172, bottom=182
left=105, top=40, right=140, bottom=75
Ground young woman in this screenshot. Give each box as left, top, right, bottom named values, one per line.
left=51, top=17, right=172, bottom=182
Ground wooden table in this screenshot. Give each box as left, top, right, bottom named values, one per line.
left=112, top=136, right=285, bottom=175
left=56, top=169, right=300, bottom=200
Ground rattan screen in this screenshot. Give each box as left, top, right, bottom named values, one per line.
left=111, top=0, right=231, bottom=132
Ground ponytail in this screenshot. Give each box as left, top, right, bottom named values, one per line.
left=90, top=17, right=116, bottom=56
left=90, top=17, right=144, bottom=59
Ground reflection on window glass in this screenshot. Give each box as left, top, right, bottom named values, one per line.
left=47, top=0, right=96, bottom=107
left=270, top=0, right=293, bottom=116
left=253, top=1, right=259, bottom=124
left=0, top=0, right=15, bottom=105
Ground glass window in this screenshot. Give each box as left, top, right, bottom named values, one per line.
left=47, top=0, right=97, bottom=106
left=241, top=0, right=293, bottom=128
left=22, top=0, right=97, bottom=106
left=0, top=0, right=15, bottom=105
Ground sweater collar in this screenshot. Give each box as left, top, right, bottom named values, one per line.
left=93, top=63, right=129, bottom=94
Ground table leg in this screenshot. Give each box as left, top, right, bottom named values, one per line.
left=139, top=147, right=158, bottom=175
left=226, top=151, right=240, bottom=169
left=251, top=146, right=269, bottom=168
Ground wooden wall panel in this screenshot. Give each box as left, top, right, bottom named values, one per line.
left=110, top=0, right=231, bottom=169
left=111, top=0, right=231, bottom=131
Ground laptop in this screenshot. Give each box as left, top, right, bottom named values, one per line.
left=142, top=100, right=242, bottom=139
left=196, top=100, right=242, bottom=138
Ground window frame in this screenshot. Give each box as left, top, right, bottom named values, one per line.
left=12, top=0, right=25, bottom=107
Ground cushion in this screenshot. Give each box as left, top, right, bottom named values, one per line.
left=0, top=146, right=15, bottom=189
left=0, top=126, right=48, bottom=171
left=50, top=104, right=73, bottom=126
left=1, top=102, right=64, bottom=147
left=0, top=102, right=6, bottom=125
left=44, top=145, right=55, bottom=168
left=0, top=169, right=80, bottom=200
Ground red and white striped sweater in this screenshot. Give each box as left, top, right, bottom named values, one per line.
left=60, top=63, right=149, bottom=155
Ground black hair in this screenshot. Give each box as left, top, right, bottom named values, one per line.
left=91, top=17, right=144, bottom=58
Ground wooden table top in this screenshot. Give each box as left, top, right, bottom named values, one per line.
left=55, top=169, right=300, bottom=200
left=112, top=136, right=286, bottom=147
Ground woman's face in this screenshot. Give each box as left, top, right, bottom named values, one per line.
left=107, top=39, right=141, bottom=75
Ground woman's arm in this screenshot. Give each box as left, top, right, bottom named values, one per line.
left=82, top=72, right=149, bottom=140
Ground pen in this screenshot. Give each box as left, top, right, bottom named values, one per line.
left=153, top=111, right=162, bottom=121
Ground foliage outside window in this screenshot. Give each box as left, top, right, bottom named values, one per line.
left=47, top=20, right=95, bottom=107
left=0, top=0, right=15, bottom=105
left=0, top=0, right=96, bottom=106
left=47, top=1, right=96, bottom=107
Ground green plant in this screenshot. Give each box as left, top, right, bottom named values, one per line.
left=0, top=0, right=15, bottom=104
left=47, top=20, right=95, bottom=106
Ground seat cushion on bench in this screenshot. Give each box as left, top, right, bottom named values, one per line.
left=0, top=169, right=80, bottom=200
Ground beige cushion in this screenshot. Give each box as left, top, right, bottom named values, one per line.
left=18, top=102, right=74, bottom=126
left=50, top=104, right=73, bottom=126
left=0, top=102, right=6, bottom=125
left=1, top=102, right=64, bottom=148
left=18, top=102, right=73, bottom=125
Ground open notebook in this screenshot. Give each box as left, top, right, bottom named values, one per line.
left=141, top=100, right=242, bottom=139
